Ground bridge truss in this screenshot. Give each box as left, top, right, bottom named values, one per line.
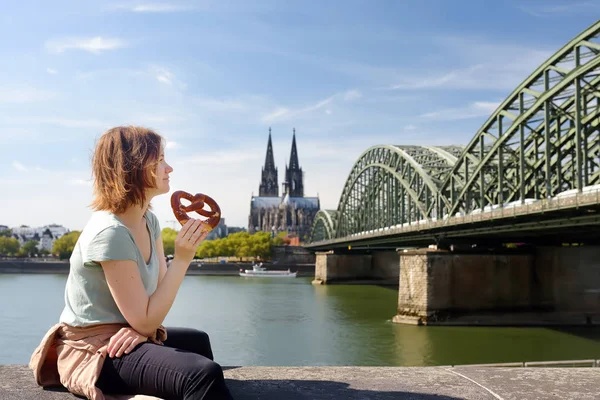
left=310, top=20, right=600, bottom=243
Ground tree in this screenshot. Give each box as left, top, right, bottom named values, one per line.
left=0, top=228, right=12, bottom=237
left=161, top=228, right=177, bottom=256
left=53, top=231, right=81, bottom=259
left=21, top=240, right=39, bottom=257
left=0, top=236, right=20, bottom=256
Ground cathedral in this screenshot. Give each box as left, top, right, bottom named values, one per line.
left=248, top=128, right=320, bottom=240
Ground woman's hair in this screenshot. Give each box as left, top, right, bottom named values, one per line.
left=90, top=126, right=164, bottom=214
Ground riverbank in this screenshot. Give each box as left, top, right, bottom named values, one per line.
left=2, top=363, right=599, bottom=399
left=0, top=260, right=316, bottom=277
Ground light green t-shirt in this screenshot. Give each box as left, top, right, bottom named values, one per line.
left=59, top=210, right=161, bottom=327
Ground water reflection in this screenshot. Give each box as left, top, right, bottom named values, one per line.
left=1, top=274, right=600, bottom=366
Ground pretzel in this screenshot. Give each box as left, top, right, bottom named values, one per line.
left=170, top=191, right=221, bottom=229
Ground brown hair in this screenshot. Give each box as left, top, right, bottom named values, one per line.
left=90, top=126, right=163, bottom=214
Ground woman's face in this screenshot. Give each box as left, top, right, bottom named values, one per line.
left=152, top=148, right=173, bottom=195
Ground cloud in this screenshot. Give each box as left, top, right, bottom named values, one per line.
left=115, top=2, right=195, bottom=13
left=519, top=1, right=600, bottom=17
left=420, top=101, right=501, bottom=121
left=46, top=68, right=58, bottom=75
left=154, top=67, right=174, bottom=84
left=165, top=141, right=180, bottom=149
left=262, top=89, right=361, bottom=123
left=0, top=87, right=57, bottom=103
left=384, top=36, right=553, bottom=92
left=12, top=161, right=27, bottom=171
left=45, top=36, right=126, bottom=54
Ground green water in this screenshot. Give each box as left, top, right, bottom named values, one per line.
left=1, top=274, right=599, bottom=366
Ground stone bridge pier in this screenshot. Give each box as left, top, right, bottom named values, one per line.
left=312, top=246, right=600, bottom=325
left=393, top=246, right=600, bottom=325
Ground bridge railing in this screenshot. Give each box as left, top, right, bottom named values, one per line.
left=318, top=188, right=600, bottom=245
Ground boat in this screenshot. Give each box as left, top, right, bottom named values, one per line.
left=239, top=262, right=297, bottom=278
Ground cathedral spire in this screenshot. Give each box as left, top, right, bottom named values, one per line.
left=289, top=128, right=299, bottom=170
left=284, top=128, right=304, bottom=197
left=258, top=128, right=278, bottom=197
left=264, top=127, right=276, bottom=172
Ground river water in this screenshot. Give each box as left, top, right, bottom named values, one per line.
left=1, top=273, right=599, bottom=366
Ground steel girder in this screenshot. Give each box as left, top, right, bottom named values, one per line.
left=310, top=209, right=338, bottom=242
left=332, top=145, right=463, bottom=238
left=308, top=20, right=600, bottom=243
left=439, top=21, right=600, bottom=216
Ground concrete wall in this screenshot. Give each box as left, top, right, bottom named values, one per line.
left=394, top=247, right=600, bottom=325
left=271, top=246, right=316, bottom=264
left=372, top=251, right=401, bottom=280
left=313, top=251, right=400, bottom=284
left=535, top=246, right=600, bottom=312
left=314, top=252, right=373, bottom=283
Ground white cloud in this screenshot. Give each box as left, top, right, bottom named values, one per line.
left=119, top=3, right=194, bottom=13
left=519, top=1, right=600, bottom=17
left=343, top=89, right=362, bottom=101
left=46, top=68, right=58, bottom=74
left=69, top=178, right=93, bottom=186
left=46, top=36, right=126, bottom=54
left=12, top=161, right=27, bottom=171
left=262, top=89, right=361, bottom=123
left=420, top=101, right=501, bottom=121
left=155, top=67, right=174, bottom=84
left=165, top=141, right=180, bottom=149
left=0, top=88, right=56, bottom=103
left=384, top=37, right=553, bottom=92
left=404, top=124, right=417, bottom=131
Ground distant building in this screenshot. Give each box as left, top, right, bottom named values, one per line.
left=10, top=224, right=69, bottom=252
left=248, top=128, right=320, bottom=241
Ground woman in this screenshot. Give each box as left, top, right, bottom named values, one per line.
left=30, top=126, right=234, bottom=399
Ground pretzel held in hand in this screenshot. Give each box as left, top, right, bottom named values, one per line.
left=170, top=191, right=221, bottom=229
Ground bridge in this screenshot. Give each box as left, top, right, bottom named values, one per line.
left=304, top=20, right=600, bottom=326
left=308, top=20, right=600, bottom=251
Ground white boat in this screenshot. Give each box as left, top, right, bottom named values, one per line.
left=239, top=263, right=297, bottom=278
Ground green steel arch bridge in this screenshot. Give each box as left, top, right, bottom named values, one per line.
left=307, top=20, right=600, bottom=251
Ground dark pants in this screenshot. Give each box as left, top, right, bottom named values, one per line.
left=96, top=327, right=234, bottom=400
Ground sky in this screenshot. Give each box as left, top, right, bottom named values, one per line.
left=1, top=0, right=599, bottom=232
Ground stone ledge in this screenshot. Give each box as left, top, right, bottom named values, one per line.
left=2, top=364, right=599, bottom=399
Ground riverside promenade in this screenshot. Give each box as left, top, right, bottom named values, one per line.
left=2, top=364, right=599, bottom=399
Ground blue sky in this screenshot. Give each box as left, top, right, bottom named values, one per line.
left=1, top=1, right=599, bottom=231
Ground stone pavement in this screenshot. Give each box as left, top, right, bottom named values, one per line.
left=1, top=364, right=599, bottom=399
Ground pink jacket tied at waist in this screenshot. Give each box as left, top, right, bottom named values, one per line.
left=29, top=323, right=167, bottom=400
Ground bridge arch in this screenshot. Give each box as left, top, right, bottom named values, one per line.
left=333, top=145, right=463, bottom=238
left=438, top=21, right=600, bottom=216
left=310, top=209, right=338, bottom=242
left=309, top=20, right=600, bottom=243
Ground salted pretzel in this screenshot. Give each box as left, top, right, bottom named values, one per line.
left=170, top=190, right=221, bottom=229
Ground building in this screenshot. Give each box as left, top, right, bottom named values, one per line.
left=11, top=224, right=69, bottom=252
left=248, top=128, right=320, bottom=241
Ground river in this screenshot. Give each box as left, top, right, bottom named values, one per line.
left=1, top=273, right=599, bottom=366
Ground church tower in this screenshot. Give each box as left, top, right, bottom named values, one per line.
left=283, top=128, right=304, bottom=197
left=258, top=128, right=279, bottom=197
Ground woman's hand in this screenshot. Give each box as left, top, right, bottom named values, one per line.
left=107, top=327, right=148, bottom=358
left=174, top=219, right=210, bottom=264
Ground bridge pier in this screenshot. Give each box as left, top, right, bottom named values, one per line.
left=311, top=250, right=399, bottom=285
left=393, top=247, right=600, bottom=325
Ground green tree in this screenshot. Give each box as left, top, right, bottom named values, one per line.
left=0, top=228, right=12, bottom=237
left=21, top=240, right=39, bottom=257
left=53, top=231, right=81, bottom=259
left=161, top=227, right=177, bottom=256
left=0, top=236, right=20, bottom=256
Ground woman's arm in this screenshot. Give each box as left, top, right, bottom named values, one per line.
left=101, top=219, right=208, bottom=337
left=155, top=232, right=168, bottom=284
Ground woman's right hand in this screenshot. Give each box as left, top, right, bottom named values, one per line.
left=174, top=219, right=210, bottom=264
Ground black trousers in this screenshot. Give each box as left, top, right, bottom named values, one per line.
left=96, top=327, right=234, bottom=400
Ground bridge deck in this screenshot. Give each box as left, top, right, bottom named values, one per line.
left=2, top=364, right=599, bottom=399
